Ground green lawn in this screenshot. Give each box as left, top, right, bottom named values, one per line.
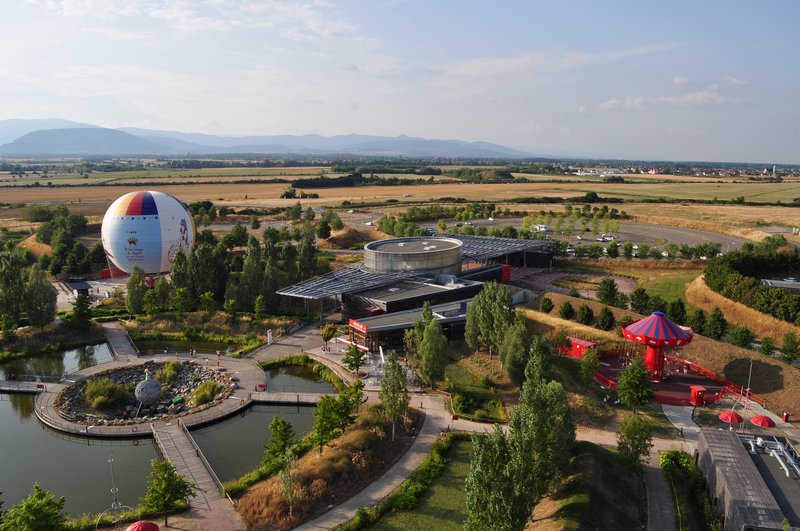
left=642, top=273, right=700, bottom=302
left=371, top=440, right=471, bottom=530
left=444, top=362, right=505, bottom=421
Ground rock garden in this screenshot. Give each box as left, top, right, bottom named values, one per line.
left=54, top=359, right=235, bottom=426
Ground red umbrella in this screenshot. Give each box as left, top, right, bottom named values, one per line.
left=719, top=411, right=743, bottom=424
left=750, top=415, right=776, bottom=428
left=126, top=522, right=159, bottom=531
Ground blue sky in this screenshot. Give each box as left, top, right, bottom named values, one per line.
left=1, top=1, right=798, bottom=163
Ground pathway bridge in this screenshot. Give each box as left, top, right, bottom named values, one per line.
left=250, top=391, right=331, bottom=405
left=0, top=380, right=46, bottom=393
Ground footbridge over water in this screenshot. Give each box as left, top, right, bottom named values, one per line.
left=250, top=391, right=331, bottom=405
left=151, top=420, right=225, bottom=503
left=0, top=380, right=45, bottom=393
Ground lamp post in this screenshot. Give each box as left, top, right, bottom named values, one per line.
left=744, top=358, right=754, bottom=419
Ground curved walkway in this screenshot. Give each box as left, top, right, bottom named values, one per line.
left=34, top=354, right=265, bottom=437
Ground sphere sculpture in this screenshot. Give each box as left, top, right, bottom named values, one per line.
left=134, top=369, right=161, bottom=407
left=101, top=190, right=195, bottom=274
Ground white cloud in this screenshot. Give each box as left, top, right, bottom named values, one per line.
left=724, top=75, right=748, bottom=86
left=598, top=86, right=743, bottom=111
left=672, top=75, right=691, bottom=86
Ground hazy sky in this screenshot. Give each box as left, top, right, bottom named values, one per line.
left=2, top=1, right=798, bottom=163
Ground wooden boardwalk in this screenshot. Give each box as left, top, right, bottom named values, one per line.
left=250, top=391, right=330, bottom=404
left=0, top=380, right=44, bottom=393
left=101, top=321, right=139, bottom=361
left=151, top=421, right=223, bottom=502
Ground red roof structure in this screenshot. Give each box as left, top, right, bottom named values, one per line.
left=622, top=312, right=694, bottom=381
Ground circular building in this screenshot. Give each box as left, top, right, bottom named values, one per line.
left=101, top=191, right=195, bottom=274
left=363, top=237, right=462, bottom=275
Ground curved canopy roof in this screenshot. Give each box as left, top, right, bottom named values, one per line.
left=622, top=311, right=694, bottom=347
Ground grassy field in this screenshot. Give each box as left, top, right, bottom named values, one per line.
left=371, top=440, right=471, bottom=531
left=642, top=272, right=701, bottom=302
left=531, top=441, right=644, bottom=530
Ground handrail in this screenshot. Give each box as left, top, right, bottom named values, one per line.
left=178, top=419, right=226, bottom=496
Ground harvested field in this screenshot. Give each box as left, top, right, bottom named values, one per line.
left=684, top=276, right=800, bottom=346
left=17, top=234, right=52, bottom=257
left=535, top=292, right=800, bottom=418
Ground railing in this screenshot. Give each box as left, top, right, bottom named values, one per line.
left=594, top=373, right=617, bottom=390
left=177, top=418, right=226, bottom=498
left=0, top=380, right=46, bottom=393
left=665, top=354, right=767, bottom=406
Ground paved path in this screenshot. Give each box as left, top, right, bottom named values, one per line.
left=662, top=404, right=700, bottom=444
left=101, top=321, right=139, bottom=361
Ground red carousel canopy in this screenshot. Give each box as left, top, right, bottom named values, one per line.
left=622, top=311, right=694, bottom=348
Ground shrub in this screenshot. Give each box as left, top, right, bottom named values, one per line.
left=156, top=361, right=180, bottom=386
left=85, top=378, right=128, bottom=410
left=540, top=296, right=554, bottom=313
left=191, top=380, right=219, bottom=406
left=568, top=288, right=581, bottom=298
left=597, top=307, right=615, bottom=330
left=559, top=301, right=576, bottom=320
left=576, top=304, right=594, bottom=325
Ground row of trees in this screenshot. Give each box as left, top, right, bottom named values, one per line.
left=0, top=252, right=58, bottom=338
left=465, top=340, right=575, bottom=530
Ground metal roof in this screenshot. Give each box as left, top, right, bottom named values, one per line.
left=276, top=263, right=418, bottom=299
left=278, top=235, right=551, bottom=300
left=452, top=234, right=551, bottom=261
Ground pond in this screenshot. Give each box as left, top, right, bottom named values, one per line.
left=0, top=364, right=333, bottom=516
left=0, top=393, right=158, bottom=517
left=0, top=343, right=114, bottom=382
left=193, top=365, right=337, bottom=482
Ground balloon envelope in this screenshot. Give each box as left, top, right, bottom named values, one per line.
left=101, top=191, right=194, bottom=274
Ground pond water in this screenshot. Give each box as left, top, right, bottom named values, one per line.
left=193, top=365, right=336, bottom=482
left=0, top=343, right=114, bottom=382
left=0, top=394, right=158, bottom=517
left=264, top=364, right=338, bottom=393
left=0, top=363, right=333, bottom=516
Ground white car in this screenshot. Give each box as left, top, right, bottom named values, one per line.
left=488, top=217, right=494, bottom=222
left=364, top=221, right=373, bottom=226
left=576, top=235, right=582, bottom=240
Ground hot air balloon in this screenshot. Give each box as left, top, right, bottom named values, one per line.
left=101, top=191, right=195, bottom=274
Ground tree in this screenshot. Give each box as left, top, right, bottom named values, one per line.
left=23, top=264, right=57, bottom=329
left=606, top=241, right=619, bottom=258
left=629, top=287, right=650, bottom=314
left=279, top=455, right=302, bottom=519
left=380, top=351, right=410, bottom=442
left=499, top=321, right=532, bottom=386
left=250, top=215, right=261, bottom=230
left=617, top=415, right=653, bottom=467
left=69, top=293, right=92, bottom=330
left=667, top=299, right=687, bottom=325
left=125, top=265, right=147, bottom=315
left=199, top=291, right=215, bottom=315
left=264, top=416, right=295, bottom=464
left=253, top=294, right=266, bottom=320
left=617, top=357, right=654, bottom=413
left=154, top=276, right=171, bottom=309
left=465, top=282, right=514, bottom=357
left=320, top=323, right=336, bottom=351
left=730, top=325, right=755, bottom=349
left=169, top=249, right=191, bottom=295
left=622, top=240, right=634, bottom=259
left=781, top=332, right=799, bottom=363
left=759, top=336, right=775, bottom=356
left=688, top=309, right=706, bottom=335
left=419, top=319, right=448, bottom=386
left=523, top=336, right=552, bottom=388
left=172, top=287, right=189, bottom=318
left=558, top=301, right=575, bottom=320
left=312, top=395, right=341, bottom=454
left=343, top=344, right=365, bottom=374
left=705, top=306, right=728, bottom=340
left=316, top=219, right=331, bottom=239
left=437, top=219, right=447, bottom=232
left=465, top=426, right=516, bottom=531
left=539, top=296, right=554, bottom=313
left=0, top=484, right=68, bottom=531
left=596, top=278, right=619, bottom=306
left=576, top=304, right=594, bottom=325
left=143, top=289, right=160, bottom=317
left=580, top=349, right=600, bottom=388
left=597, top=306, right=615, bottom=330
left=144, top=459, right=197, bottom=526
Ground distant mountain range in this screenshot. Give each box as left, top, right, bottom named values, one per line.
left=0, top=119, right=531, bottom=158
